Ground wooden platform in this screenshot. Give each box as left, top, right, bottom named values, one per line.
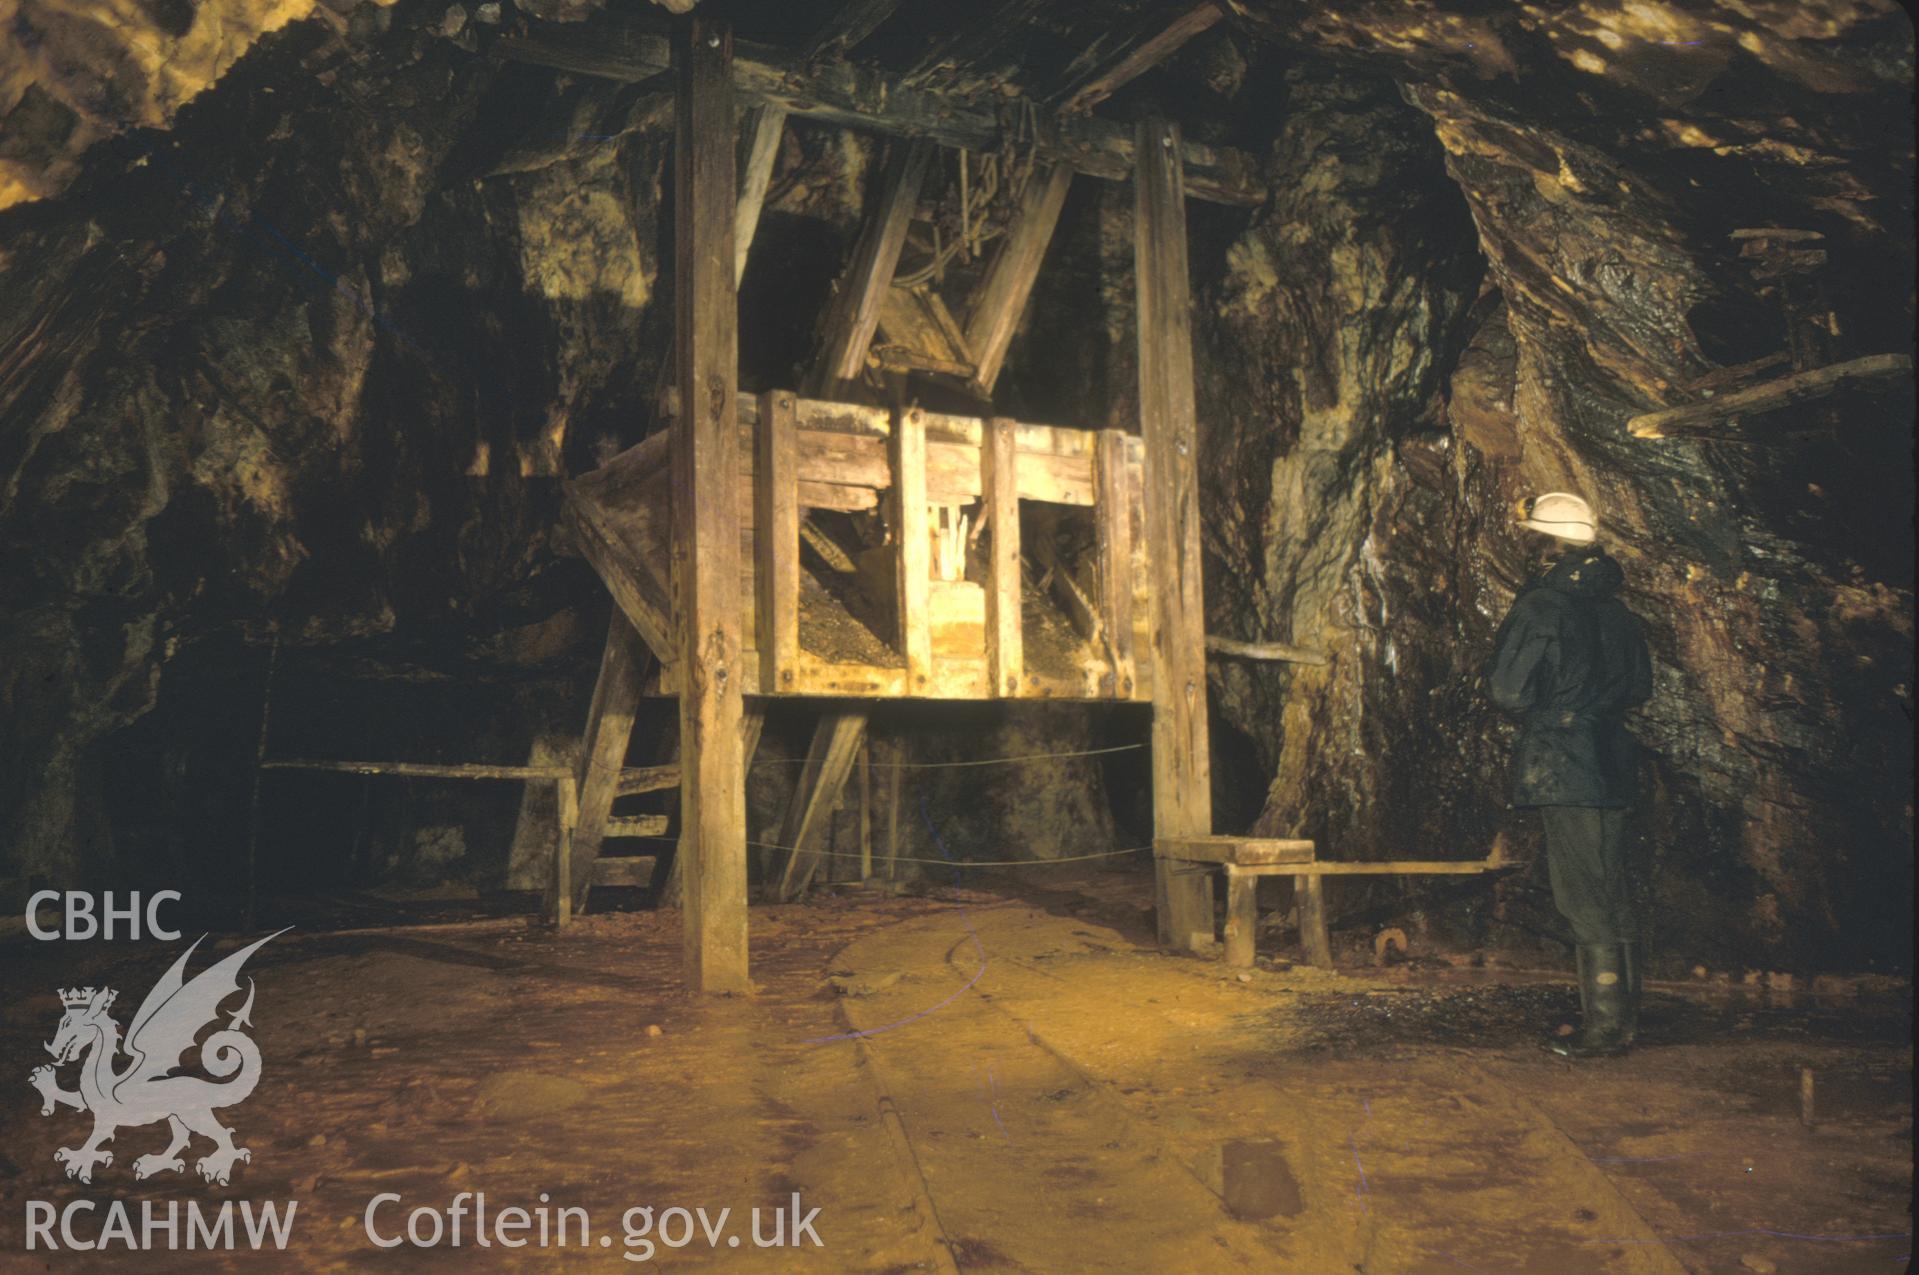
left=565, top=392, right=1153, bottom=702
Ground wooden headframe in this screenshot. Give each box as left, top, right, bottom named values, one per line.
left=563, top=15, right=1234, bottom=990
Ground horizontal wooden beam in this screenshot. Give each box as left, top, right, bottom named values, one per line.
left=653, top=391, right=1139, bottom=506
left=1629, top=352, right=1912, bottom=438
left=1156, top=835, right=1316, bottom=866
left=491, top=23, right=1262, bottom=205
left=1228, top=856, right=1512, bottom=875
left=605, top=815, right=670, bottom=839
left=660, top=385, right=1138, bottom=460
left=1204, top=633, right=1329, bottom=665
left=263, top=758, right=569, bottom=781
left=266, top=758, right=682, bottom=790
left=615, top=763, right=680, bottom=796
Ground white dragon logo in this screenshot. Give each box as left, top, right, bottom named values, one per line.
left=27, top=930, right=285, bottom=1186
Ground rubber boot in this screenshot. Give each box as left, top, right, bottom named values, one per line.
left=1545, top=944, right=1632, bottom=1058
left=1619, top=940, right=1643, bottom=1047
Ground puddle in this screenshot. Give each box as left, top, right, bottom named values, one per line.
left=1195, top=1138, right=1304, bottom=1220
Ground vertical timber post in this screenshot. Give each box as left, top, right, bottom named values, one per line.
left=756, top=389, right=800, bottom=692
left=1135, top=117, right=1214, bottom=952
left=892, top=406, right=932, bottom=693
left=1094, top=428, right=1136, bottom=698
left=673, top=16, right=748, bottom=994
left=982, top=416, right=1023, bottom=695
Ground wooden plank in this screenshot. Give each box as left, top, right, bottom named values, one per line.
left=262, top=759, right=573, bottom=781
left=673, top=16, right=749, bottom=995
left=1094, top=429, right=1136, bottom=697
left=1196, top=858, right=1508, bottom=877
left=1204, top=633, right=1329, bottom=666
left=734, top=104, right=788, bottom=285
left=1049, top=1, right=1223, bottom=114
left=873, top=345, right=973, bottom=379
left=660, top=652, right=1135, bottom=702
left=892, top=406, right=933, bottom=692
left=1685, top=349, right=1791, bottom=392
left=1282, top=860, right=1506, bottom=876
left=1628, top=352, right=1912, bottom=438
left=801, top=0, right=901, bottom=60
left=490, top=24, right=1263, bottom=205
left=562, top=494, right=676, bottom=662
left=615, top=763, right=680, bottom=796
left=777, top=711, right=869, bottom=900
left=1223, top=866, right=1257, bottom=969
left=874, top=284, right=975, bottom=380
left=755, top=389, right=801, bottom=691
left=982, top=416, right=1023, bottom=696
left=1136, top=116, right=1214, bottom=953
left=592, top=855, right=661, bottom=887
left=965, top=165, right=1074, bottom=396
left=662, top=386, right=1126, bottom=459
left=1156, top=835, right=1316, bottom=866
left=812, top=139, right=934, bottom=398
left=1297, top=874, right=1333, bottom=967
left=553, top=612, right=649, bottom=920
left=605, top=814, right=670, bottom=838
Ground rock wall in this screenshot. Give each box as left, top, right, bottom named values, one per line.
left=1193, top=64, right=1490, bottom=907
left=1, top=1, right=1910, bottom=969
left=1208, top=0, right=1914, bottom=969
left=0, top=14, right=669, bottom=889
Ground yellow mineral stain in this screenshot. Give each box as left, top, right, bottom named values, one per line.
left=1569, top=48, right=1607, bottom=75
left=1661, top=120, right=1720, bottom=148
left=1, top=0, right=398, bottom=210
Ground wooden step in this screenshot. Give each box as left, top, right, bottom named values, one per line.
left=616, top=764, right=679, bottom=797
left=605, top=814, right=669, bottom=839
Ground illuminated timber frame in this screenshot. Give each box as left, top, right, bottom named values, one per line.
left=553, top=16, right=1217, bottom=992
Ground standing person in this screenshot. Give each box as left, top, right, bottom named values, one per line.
left=1487, top=492, right=1654, bottom=1058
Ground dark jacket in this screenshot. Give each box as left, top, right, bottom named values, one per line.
left=1486, top=544, right=1652, bottom=808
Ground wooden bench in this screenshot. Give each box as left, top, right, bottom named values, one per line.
left=1155, top=836, right=1515, bottom=969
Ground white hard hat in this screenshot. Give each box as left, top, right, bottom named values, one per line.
left=1514, top=491, right=1596, bottom=543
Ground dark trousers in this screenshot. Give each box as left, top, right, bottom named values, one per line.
left=1540, top=806, right=1632, bottom=946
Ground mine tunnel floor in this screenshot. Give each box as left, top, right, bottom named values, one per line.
left=0, top=877, right=1908, bottom=1272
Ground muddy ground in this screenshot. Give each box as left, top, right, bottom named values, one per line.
left=0, top=871, right=1908, bottom=1272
